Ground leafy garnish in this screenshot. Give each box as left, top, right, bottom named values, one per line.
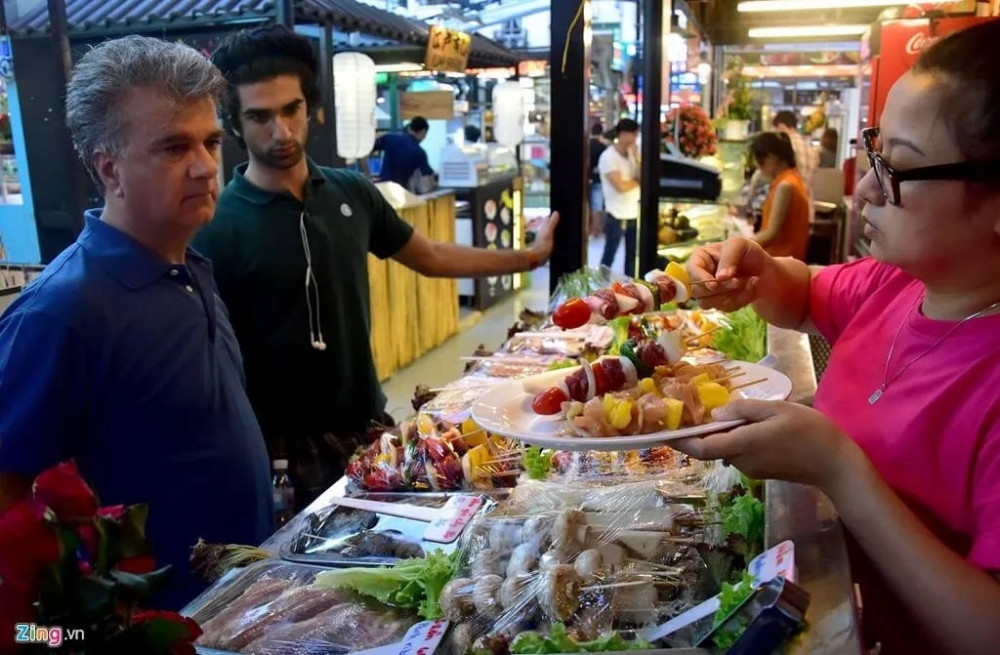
left=711, top=306, right=767, bottom=362
left=608, top=316, right=632, bottom=355
left=721, top=493, right=765, bottom=560
left=711, top=572, right=757, bottom=649
left=547, top=359, right=577, bottom=371
left=510, top=623, right=654, bottom=653
left=553, top=268, right=608, bottom=304
left=313, top=549, right=457, bottom=619
left=523, top=446, right=555, bottom=480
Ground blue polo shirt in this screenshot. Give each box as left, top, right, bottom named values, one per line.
left=375, top=131, right=434, bottom=187
left=0, top=211, right=273, bottom=609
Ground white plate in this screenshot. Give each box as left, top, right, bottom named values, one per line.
left=471, top=360, right=793, bottom=452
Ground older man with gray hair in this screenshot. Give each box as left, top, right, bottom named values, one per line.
left=0, top=36, right=272, bottom=608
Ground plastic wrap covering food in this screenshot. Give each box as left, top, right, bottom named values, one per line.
left=438, top=478, right=719, bottom=654
left=346, top=415, right=522, bottom=493
left=280, top=492, right=499, bottom=566
left=184, top=560, right=415, bottom=654
left=543, top=447, right=702, bottom=485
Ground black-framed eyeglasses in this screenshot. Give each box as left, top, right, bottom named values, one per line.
left=861, top=127, right=1000, bottom=205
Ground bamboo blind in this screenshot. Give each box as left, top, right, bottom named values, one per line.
left=368, top=194, right=459, bottom=381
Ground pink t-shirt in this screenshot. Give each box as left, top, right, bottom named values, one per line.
left=811, top=258, right=1000, bottom=571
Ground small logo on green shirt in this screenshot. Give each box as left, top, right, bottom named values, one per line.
left=341, top=203, right=353, bottom=217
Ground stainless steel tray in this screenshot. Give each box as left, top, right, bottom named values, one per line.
left=278, top=491, right=499, bottom=567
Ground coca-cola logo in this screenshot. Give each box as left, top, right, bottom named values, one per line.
left=906, top=32, right=939, bottom=55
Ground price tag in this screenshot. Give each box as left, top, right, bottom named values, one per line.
left=423, top=495, right=483, bottom=543
left=748, top=540, right=796, bottom=584
left=351, top=620, right=450, bottom=655
left=640, top=540, right=797, bottom=643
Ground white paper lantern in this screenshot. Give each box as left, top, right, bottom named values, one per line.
left=333, top=52, right=377, bottom=160
left=492, top=81, right=524, bottom=149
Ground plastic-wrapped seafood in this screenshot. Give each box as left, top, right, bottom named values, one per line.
left=185, top=561, right=415, bottom=654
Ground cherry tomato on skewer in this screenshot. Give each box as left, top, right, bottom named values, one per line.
left=531, top=387, right=568, bottom=415
left=552, top=298, right=592, bottom=330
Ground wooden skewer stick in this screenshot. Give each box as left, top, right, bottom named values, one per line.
left=714, top=371, right=747, bottom=384
left=730, top=377, right=769, bottom=391
left=459, top=355, right=548, bottom=365
left=429, top=384, right=495, bottom=393
left=581, top=579, right=652, bottom=592
left=690, top=278, right=718, bottom=286
left=490, top=470, right=521, bottom=478
left=685, top=324, right=724, bottom=345
left=483, top=457, right=524, bottom=467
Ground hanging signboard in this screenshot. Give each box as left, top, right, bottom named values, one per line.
left=399, top=91, right=455, bottom=120
left=425, top=25, right=471, bottom=72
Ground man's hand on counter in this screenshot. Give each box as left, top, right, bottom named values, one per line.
left=527, top=211, right=560, bottom=269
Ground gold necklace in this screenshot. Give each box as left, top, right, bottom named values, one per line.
left=869, top=296, right=1000, bottom=405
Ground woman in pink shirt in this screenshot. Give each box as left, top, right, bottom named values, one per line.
left=678, top=22, right=1000, bottom=654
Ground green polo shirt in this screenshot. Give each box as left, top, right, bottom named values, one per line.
left=193, top=160, right=414, bottom=436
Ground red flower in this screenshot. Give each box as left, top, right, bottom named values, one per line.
left=0, top=500, right=59, bottom=629
left=0, top=597, right=37, bottom=652
left=98, top=505, right=125, bottom=521
left=33, top=460, right=98, bottom=523
left=77, top=522, right=98, bottom=558
left=133, top=610, right=202, bottom=654
left=0, top=499, right=60, bottom=579
left=117, top=555, right=157, bottom=575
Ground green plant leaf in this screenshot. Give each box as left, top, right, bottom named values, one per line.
left=140, top=616, right=191, bottom=651
left=76, top=575, right=117, bottom=619
left=119, top=505, right=150, bottom=558
left=108, top=570, right=152, bottom=602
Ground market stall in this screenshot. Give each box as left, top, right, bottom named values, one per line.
left=181, top=265, right=860, bottom=655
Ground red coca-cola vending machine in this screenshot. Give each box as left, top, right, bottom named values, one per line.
left=867, top=15, right=995, bottom=126
left=847, top=5, right=997, bottom=258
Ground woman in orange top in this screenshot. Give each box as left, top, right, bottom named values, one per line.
left=752, top=132, right=811, bottom=261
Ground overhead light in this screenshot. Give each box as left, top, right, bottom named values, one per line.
left=739, top=0, right=947, bottom=10
left=374, top=63, right=425, bottom=73
left=749, top=24, right=869, bottom=38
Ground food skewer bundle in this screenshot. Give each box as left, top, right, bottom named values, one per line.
left=346, top=416, right=522, bottom=492
left=442, top=504, right=712, bottom=655
left=551, top=263, right=696, bottom=330
left=528, top=353, right=748, bottom=438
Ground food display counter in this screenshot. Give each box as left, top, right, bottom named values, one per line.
left=368, top=190, right=459, bottom=381
left=184, top=278, right=860, bottom=655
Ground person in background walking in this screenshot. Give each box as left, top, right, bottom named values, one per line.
left=589, top=122, right=609, bottom=236
left=598, top=119, right=641, bottom=277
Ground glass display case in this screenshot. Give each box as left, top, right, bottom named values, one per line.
left=716, top=138, right=751, bottom=203
left=656, top=200, right=754, bottom=264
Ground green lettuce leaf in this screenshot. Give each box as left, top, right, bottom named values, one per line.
left=712, top=572, right=757, bottom=649
left=711, top=306, right=767, bottom=362
left=314, top=549, right=457, bottom=619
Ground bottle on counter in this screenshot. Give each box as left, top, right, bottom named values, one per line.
left=272, top=459, right=295, bottom=527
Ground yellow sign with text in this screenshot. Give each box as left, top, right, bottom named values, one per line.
left=399, top=91, right=455, bottom=120
left=425, top=25, right=471, bottom=72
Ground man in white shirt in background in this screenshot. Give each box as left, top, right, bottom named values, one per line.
left=598, top=119, right=641, bottom=277
left=771, top=110, right=818, bottom=185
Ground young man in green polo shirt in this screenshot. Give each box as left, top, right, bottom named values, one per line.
left=194, top=26, right=558, bottom=508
